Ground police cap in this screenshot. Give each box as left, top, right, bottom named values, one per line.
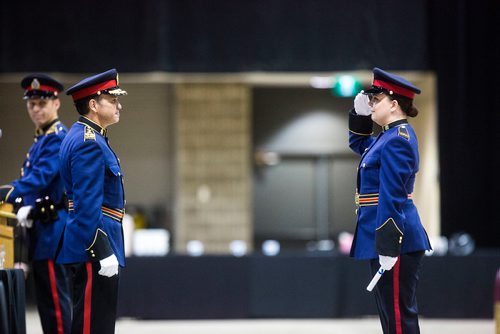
left=363, top=67, right=421, bottom=99
left=21, top=73, right=64, bottom=100
left=66, top=68, right=127, bottom=102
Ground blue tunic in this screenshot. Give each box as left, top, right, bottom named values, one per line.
left=57, top=116, right=125, bottom=266
left=7, top=119, right=68, bottom=260
left=349, top=114, right=431, bottom=259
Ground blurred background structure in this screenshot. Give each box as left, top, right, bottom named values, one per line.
left=1, top=0, right=499, bottom=324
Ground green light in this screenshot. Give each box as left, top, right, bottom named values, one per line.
left=332, top=75, right=361, bottom=97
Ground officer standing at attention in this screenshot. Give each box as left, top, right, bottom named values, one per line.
left=348, top=68, right=432, bottom=334
left=0, top=74, right=71, bottom=334
left=57, top=69, right=127, bottom=334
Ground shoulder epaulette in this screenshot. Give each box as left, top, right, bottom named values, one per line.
left=397, top=126, right=410, bottom=140
left=84, top=126, right=96, bottom=141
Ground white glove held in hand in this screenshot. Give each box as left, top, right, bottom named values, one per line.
left=98, top=254, right=119, bottom=277
left=379, top=255, right=398, bottom=271
left=16, top=206, right=33, bottom=228
left=14, top=262, right=30, bottom=279
left=354, top=93, right=371, bottom=116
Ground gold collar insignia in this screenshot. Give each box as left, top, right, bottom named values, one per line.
left=84, top=126, right=96, bottom=141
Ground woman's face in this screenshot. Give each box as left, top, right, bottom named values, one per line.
left=368, top=93, right=395, bottom=126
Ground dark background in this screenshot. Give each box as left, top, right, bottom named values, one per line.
left=1, top=0, right=499, bottom=248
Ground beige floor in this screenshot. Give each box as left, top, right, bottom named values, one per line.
left=25, top=310, right=495, bottom=334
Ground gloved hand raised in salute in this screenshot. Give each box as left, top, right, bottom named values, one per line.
left=353, top=92, right=371, bottom=116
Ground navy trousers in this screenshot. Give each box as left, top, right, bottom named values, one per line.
left=32, top=259, right=72, bottom=334
left=370, top=251, right=425, bottom=334
left=66, top=262, right=119, bottom=334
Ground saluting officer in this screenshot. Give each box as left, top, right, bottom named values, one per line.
left=0, top=74, right=71, bottom=334
left=349, top=68, right=432, bottom=334
left=57, top=69, right=127, bottom=334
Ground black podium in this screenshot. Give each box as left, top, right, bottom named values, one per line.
left=0, top=269, right=26, bottom=334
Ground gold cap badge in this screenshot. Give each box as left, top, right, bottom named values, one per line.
left=31, top=78, right=40, bottom=90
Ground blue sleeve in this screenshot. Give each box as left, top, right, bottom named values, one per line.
left=349, top=132, right=374, bottom=155
left=71, top=140, right=105, bottom=247
left=10, top=135, right=62, bottom=200
left=377, top=136, right=415, bottom=233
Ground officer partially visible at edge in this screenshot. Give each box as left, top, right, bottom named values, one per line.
left=57, top=68, right=127, bottom=334
left=0, top=74, right=71, bottom=334
left=348, top=68, right=432, bottom=334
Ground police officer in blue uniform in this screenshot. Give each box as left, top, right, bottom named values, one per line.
left=0, top=74, right=71, bottom=334
left=349, top=68, right=432, bottom=334
left=58, top=69, right=127, bottom=334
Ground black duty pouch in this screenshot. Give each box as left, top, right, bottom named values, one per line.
left=30, top=196, right=59, bottom=224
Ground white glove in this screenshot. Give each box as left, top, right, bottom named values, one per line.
left=354, top=93, right=371, bottom=116
left=14, top=262, right=30, bottom=279
left=16, top=206, right=33, bottom=228
left=379, top=255, right=398, bottom=271
left=98, top=254, right=119, bottom=277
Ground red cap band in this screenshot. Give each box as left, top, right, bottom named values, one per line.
left=26, top=84, right=60, bottom=93
left=70, top=79, right=117, bottom=101
left=373, top=79, right=415, bottom=99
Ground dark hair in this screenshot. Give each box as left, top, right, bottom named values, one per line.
left=74, top=94, right=101, bottom=116
left=388, top=94, right=419, bottom=117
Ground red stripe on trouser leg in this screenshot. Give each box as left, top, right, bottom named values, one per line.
left=47, top=259, right=64, bottom=334
left=393, top=258, right=402, bottom=334
left=84, top=262, right=93, bottom=334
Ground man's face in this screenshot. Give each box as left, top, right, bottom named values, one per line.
left=95, top=94, right=122, bottom=128
left=26, top=98, right=60, bottom=128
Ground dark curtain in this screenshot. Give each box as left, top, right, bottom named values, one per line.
left=0, top=0, right=427, bottom=72
left=428, top=0, right=500, bottom=247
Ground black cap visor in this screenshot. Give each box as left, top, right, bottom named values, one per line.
left=362, top=86, right=387, bottom=95
left=23, top=90, right=59, bottom=100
